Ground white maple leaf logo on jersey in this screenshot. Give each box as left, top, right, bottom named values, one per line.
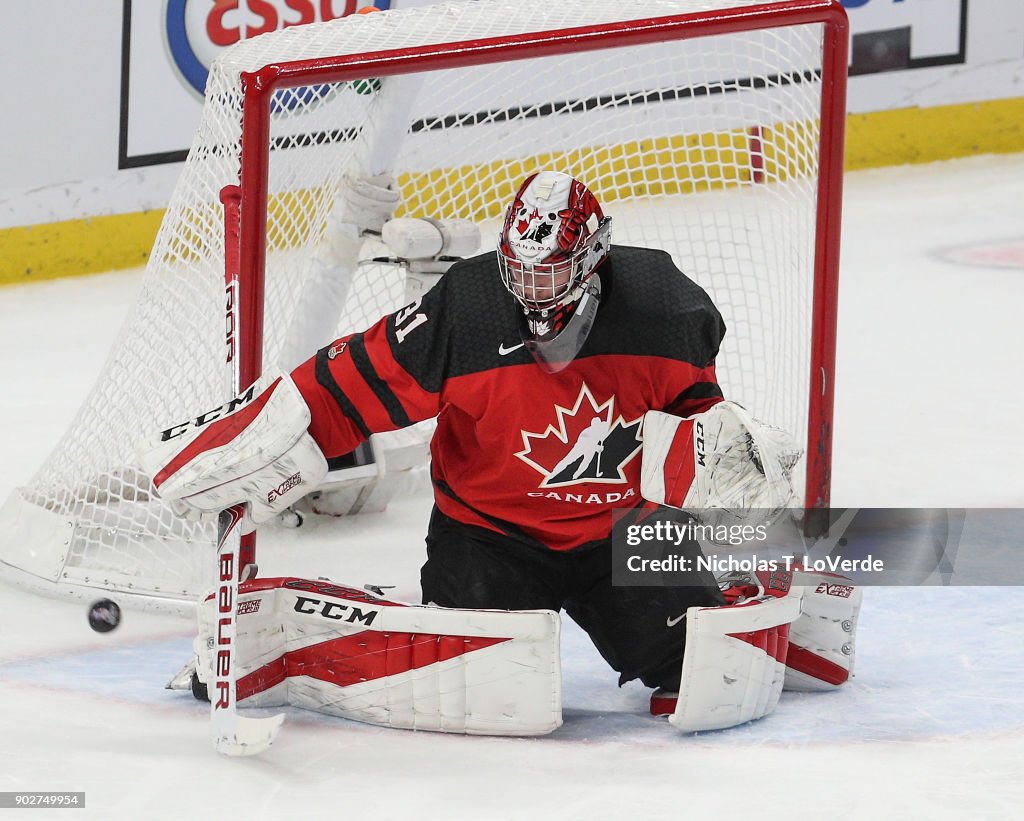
left=516, top=384, right=643, bottom=488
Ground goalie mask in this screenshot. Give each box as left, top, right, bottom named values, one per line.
left=497, top=171, right=611, bottom=373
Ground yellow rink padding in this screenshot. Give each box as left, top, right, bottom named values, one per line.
left=397, top=122, right=816, bottom=222
left=2, top=96, right=1022, bottom=287
left=845, top=96, right=1024, bottom=170
left=1, top=210, right=164, bottom=286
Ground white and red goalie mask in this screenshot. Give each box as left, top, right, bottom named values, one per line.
left=497, top=171, right=611, bottom=372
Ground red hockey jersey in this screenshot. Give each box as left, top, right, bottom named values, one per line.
left=291, top=245, right=725, bottom=551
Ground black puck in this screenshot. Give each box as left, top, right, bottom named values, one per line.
left=88, top=599, right=122, bottom=633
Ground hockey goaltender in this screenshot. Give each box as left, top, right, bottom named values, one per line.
left=140, top=171, right=862, bottom=736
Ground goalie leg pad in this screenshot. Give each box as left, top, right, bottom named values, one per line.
left=784, top=569, right=863, bottom=691
left=194, top=577, right=562, bottom=736
left=664, top=587, right=802, bottom=732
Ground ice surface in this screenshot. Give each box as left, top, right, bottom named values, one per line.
left=1, top=155, right=1023, bottom=820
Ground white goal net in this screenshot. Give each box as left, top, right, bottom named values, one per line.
left=0, top=0, right=847, bottom=609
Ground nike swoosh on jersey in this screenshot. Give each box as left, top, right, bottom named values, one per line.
left=498, top=341, right=525, bottom=355
left=666, top=613, right=686, bottom=628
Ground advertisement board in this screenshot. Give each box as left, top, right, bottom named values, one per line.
left=844, top=0, right=966, bottom=75
left=121, top=0, right=389, bottom=168
left=120, top=0, right=982, bottom=170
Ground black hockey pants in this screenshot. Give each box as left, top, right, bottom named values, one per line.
left=420, top=507, right=724, bottom=691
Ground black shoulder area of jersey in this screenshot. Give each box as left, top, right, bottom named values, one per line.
left=437, top=250, right=521, bottom=335
left=387, top=251, right=525, bottom=388
left=388, top=246, right=726, bottom=389
left=578, top=245, right=726, bottom=368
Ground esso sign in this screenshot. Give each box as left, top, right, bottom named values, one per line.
left=166, top=0, right=387, bottom=96
left=203, top=1, right=361, bottom=47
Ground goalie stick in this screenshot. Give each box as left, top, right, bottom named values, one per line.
left=212, top=186, right=285, bottom=755
left=199, top=36, right=422, bottom=748
left=210, top=504, right=284, bottom=756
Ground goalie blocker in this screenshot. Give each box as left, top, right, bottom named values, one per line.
left=138, top=370, right=329, bottom=524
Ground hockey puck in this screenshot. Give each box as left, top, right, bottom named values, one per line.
left=87, top=599, right=122, bottom=633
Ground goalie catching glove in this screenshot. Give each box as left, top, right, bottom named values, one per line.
left=137, top=370, right=328, bottom=523
left=640, top=400, right=802, bottom=529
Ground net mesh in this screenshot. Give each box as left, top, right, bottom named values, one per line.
left=1, top=0, right=835, bottom=604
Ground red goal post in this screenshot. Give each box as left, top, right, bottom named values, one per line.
left=0, top=0, right=848, bottom=608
